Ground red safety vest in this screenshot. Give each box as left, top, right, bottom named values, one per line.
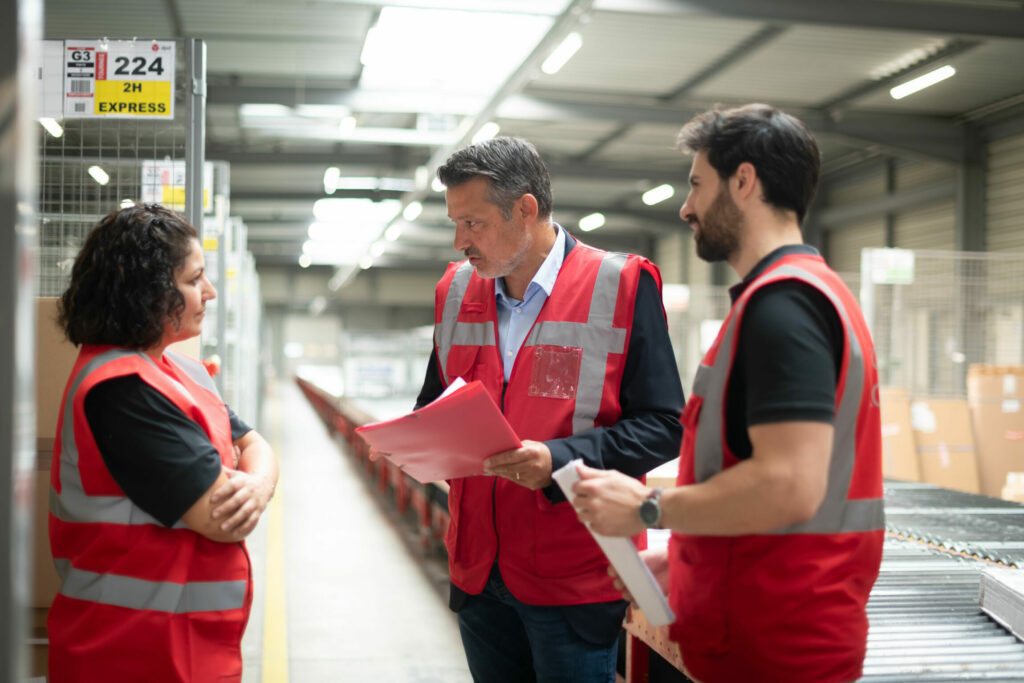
left=48, top=345, right=252, bottom=683
left=434, top=239, right=660, bottom=605
left=668, top=253, right=884, bottom=683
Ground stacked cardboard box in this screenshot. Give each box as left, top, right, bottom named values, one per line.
left=879, top=387, right=920, bottom=481
left=32, top=298, right=80, bottom=678
left=967, top=365, right=1024, bottom=498
left=909, top=398, right=981, bottom=494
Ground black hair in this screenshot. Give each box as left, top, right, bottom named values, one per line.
left=58, top=204, right=199, bottom=348
left=677, top=103, right=820, bottom=224
left=436, top=136, right=553, bottom=220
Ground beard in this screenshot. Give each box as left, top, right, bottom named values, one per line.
left=693, top=187, right=743, bottom=263
left=469, top=220, right=532, bottom=280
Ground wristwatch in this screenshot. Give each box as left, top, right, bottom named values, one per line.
left=638, top=487, right=664, bottom=529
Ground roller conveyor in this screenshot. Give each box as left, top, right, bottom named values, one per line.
left=859, top=482, right=1024, bottom=681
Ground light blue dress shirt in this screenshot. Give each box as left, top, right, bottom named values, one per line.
left=494, top=224, right=566, bottom=382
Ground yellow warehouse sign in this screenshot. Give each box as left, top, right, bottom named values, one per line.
left=64, top=40, right=175, bottom=119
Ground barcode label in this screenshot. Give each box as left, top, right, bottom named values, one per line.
left=73, top=103, right=86, bottom=113
left=68, top=79, right=92, bottom=94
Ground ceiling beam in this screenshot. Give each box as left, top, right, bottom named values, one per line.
left=817, top=39, right=982, bottom=113
left=596, top=0, right=1024, bottom=40
left=816, top=177, right=956, bottom=230
left=661, top=24, right=787, bottom=102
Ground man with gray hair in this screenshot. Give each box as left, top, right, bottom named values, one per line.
left=417, top=136, right=684, bottom=681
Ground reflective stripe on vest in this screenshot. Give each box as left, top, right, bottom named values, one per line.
left=53, top=348, right=184, bottom=528
left=524, top=252, right=628, bottom=433
left=437, top=252, right=628, bottom=434
left=692, top=264, right=884, bottom=534
left=435, top=261, right=495, bottom=381
left=56, top=563, right=247, bottom=613
left=52, top=348, right=244, bottom=615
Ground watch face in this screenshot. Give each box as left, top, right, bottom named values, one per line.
left=639, top=499, right=660, bottom=526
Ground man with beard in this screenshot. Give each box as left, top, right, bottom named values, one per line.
left=401, top=136, right=684, bottom=682
left=567, top=104, right=884, bottom=682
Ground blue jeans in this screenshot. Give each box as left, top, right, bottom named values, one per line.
left=456, top=569, right=618, bottom=683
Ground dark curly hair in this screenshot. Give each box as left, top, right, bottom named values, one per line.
left=677, top=103, right=820, bottom=225
left=58, top=204, right=199, bottom=348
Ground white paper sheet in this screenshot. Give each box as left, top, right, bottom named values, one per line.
left=552, top=459, right=676, bottom=627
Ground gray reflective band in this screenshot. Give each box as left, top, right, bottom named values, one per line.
left=166, top=349, right=222, bottom=399
left=53, top=348, right=185, bottom=528
left=435, top=252, right=632, bottom=434
left=59, top=565, right=246, bottom=613
left=692, top=265, right=884, bottom=535
left=436, top=262, right=495, bottom=385
left=526, top=252, right=628, bottom=433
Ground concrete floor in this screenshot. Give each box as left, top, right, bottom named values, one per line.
left=241, top=380, right=471, bottom=682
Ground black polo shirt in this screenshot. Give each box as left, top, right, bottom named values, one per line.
left=724, top=244, right=844, bottom=460
left=84, top=374, right=252, bottom=527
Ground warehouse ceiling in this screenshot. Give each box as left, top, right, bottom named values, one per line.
left=43, top=0, right=1024, bottom=294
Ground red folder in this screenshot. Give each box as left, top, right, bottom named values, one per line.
left=355, top=380, right=521, bottom=484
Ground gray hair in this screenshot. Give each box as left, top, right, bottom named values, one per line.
left=436, top=136, right=553, bottom=220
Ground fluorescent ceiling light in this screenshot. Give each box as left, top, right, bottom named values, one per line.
left=472, top=121, right=500, bottom=144
left=431, top=177, right=446, bottom=193
left=541, top=32, right=582, bottom=75
left=322, top=176, right=417, bottom=193
left=415, top=165, right=430, bottom=190
left=338, top=115, right=357, bottom=134
left=579, top=212, right=605, bottom=232
left=88, top=165, right=109, bottom=186
left=385, top=224, right=403, bottom=241
left=323, top=167, right=340, bottom=195
left=370, top=241, right=387, bottom=257
left=359, top=254, right=374, bottom=270
left=119, top=198, right=135, bottom=209
left=403, top=201, right=423, bottom=221
left=296, top=104, right=349, bottom=119
left=39, top=118, right=63, bottom=138
left=239, top=103, right=292, bottom=118
left=890, top=65, right=956, bottom=100
left=359, top=7, right=550, bottom=95
left=298, top=254, right=312, bottom=268
left=304, top=199, right=401, bottom=266
left=642, top=184, right=674, bottom=206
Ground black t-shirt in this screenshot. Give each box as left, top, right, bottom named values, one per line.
left=83, top=374, right=252, bottom=528
left=725, top=245, right=844, bottom=459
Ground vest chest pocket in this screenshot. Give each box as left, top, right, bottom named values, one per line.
left=527, top=346, right=582, bottom=400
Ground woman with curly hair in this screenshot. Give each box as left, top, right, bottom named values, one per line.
left=47, top=204, right=278, bottom=682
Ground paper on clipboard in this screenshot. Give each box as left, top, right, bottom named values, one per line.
left=552, top=459, right=676, bottom=627
left=355, top=378, right=521, bottom=484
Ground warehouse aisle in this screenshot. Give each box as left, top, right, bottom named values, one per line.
left=241, top=379, right=471, bottom=682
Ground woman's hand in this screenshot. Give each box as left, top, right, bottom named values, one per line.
left=209, top=468, right=275, bottom=539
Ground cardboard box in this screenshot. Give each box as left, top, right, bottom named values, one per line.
left=27, top=606, right=49, bottom=678
left=967, top=365, right=1024, bottom=498
left=35, top=298, right=79, bottom=448
left=909, top=398, right=981, bottom=494
left=879, top=387, right=920, bottom=481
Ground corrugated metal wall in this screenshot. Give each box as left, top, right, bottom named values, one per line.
left=654, top=230, right=687, bottom=283
left=987, top=132, right=1024, bottom=253
left=893, top=160, right=956, bottom=251
left=827, top=218, right=886, bottom=273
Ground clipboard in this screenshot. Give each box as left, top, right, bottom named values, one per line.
left=355, top=378, right=521, bottom=484
left=551, top=459, right=676, bottom=627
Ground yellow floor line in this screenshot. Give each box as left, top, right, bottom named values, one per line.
left=261, top=404, right=288, bottom=683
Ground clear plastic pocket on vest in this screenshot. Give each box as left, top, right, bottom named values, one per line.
left=527, top=345, right=582, bottom=400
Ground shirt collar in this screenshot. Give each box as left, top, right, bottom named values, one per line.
left=495, top=223, right=565, bottom=304
left=728, top=244, right=820, bottom=302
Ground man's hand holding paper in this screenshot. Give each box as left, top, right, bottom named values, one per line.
left=483, top=440, right=553, bottom=490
